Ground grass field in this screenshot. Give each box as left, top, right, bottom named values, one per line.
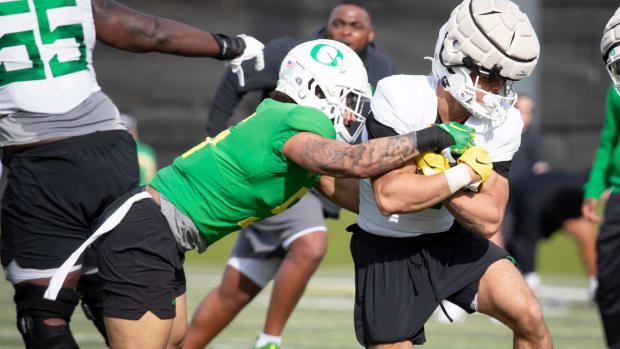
left=0, top=211, right=607, bottom=348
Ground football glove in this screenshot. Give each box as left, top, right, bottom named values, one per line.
left=229, top=34, right=265, bottom=87
left=457, top=146, right=492, bottom=190
left=415, top=150, right=450, bottom=176
left=436, top=121, right=476, bottom=155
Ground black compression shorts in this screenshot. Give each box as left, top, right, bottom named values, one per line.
left=94, top=194, right=186, bottom=320
left=349, top=223, right=508, bottom=346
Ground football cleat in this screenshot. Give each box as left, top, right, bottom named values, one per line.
left=253, top=342, right=281, bottom=349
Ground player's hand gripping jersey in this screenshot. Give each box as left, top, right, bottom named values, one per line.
left=357, top=75, right=523, bottom=237
left=150, top=98, right=336, bottom=245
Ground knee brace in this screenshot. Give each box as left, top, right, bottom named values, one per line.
left=77, top=273, right=108, bottom=345
left=14, top=283, right=80, bottom=349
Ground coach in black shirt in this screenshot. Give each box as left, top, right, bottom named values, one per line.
left=206, top=1, right=396, bottom=137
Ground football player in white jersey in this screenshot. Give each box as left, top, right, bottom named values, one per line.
left=0, top=1, right=263, bottom=348
left=349, top=0, right=553, bottom=348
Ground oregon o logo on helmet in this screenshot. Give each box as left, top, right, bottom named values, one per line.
left=310, top=44, right=343, bottom=67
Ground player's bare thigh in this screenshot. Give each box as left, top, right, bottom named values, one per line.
left=106, top=312, right=174, bottom=349
left=476, top=258, right=536, bottom=324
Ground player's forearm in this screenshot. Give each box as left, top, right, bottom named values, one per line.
left=93, top=0, right=219, bottom=56
left=306, top=132, right=421, bottom=178
left=584, top=146, right=613, bottom=199
left=144, top=18, right=219, bottom=56
left=443, top=174, right=507, bottom=239
left=315, top=176, right=360, bottom=214
left=373, top=172, right=453, bottom=216
left=444, top=192, right=503, bottom=238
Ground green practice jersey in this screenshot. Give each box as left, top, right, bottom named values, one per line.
left=585, top=86, right=620, bottom=199
left=150, top=99, right=336, bottom=245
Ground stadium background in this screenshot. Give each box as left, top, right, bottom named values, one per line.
left=0, top=0, right=617, bottom=348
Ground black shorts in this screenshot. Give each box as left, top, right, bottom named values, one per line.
left=1, top=130, right=138, bottom=269
left=93, top=193, right=186, bottom=320
left=349, top=223, right=508, bottom=347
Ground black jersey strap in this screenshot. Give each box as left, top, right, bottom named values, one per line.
left=493, top=161, right=511, bottom=178
left=366, top=111, right=399, bottom=139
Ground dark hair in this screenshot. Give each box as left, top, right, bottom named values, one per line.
left=269, top=90, right=297, bottom=104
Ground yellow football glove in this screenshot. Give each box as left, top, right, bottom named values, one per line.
left=457, top=146, right=493, bottom=189
left=415, top=150, right=450, bottom=176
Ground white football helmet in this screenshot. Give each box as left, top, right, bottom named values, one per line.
left=276, top=39, right=372, bottom=143
left=601, top=7, right=620, bottom=95
left=427, top=0, right=540, bottom=126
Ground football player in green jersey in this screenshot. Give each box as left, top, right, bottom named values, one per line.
left=46, top=39, right=481, bottom=348
left=582, top=7, right=620, bottom=348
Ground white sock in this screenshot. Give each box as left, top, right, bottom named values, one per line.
left=255, top=333, right=282, bottom=347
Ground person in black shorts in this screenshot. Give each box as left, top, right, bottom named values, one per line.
left=349, top=0, right=552, bottom=347
left=187, top=3, right=396, bottom=348
left=0, top=1, right=264, bottom=348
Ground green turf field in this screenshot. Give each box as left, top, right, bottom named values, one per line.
left=0, top=211, right=606, bottom=348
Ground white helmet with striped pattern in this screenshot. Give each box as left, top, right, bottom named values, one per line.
left=427, top=0, right=540, bottom=126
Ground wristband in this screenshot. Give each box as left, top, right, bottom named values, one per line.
left=416, top=125, right=454, bottom=152
left=212, top=33, right=246, bottom=60
left=443, top=164, right=471, bottom=194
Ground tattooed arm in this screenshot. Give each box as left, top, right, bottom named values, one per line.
left=443, top=171, right=509, bottom=239
left=92, top=0, right=220, bottom=56
left=282, top=131, right=420, bottom=179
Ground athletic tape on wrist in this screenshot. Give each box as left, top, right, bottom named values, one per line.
left=444, top=164, right=471, bottom=194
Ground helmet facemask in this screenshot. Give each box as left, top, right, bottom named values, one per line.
left=428, top=53, right=517, bottom=127
left=301, top=79, right=371, bottom=143
left=601, top=7, right=620, bottom=94
left=605, top=46, right=620, bottom=96
left=333, top=86, right=372, bottom=143
left=450, top=62, right=517, bottom=127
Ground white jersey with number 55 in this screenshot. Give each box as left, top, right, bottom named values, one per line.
left=0, top=0, right=99, bottom=114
